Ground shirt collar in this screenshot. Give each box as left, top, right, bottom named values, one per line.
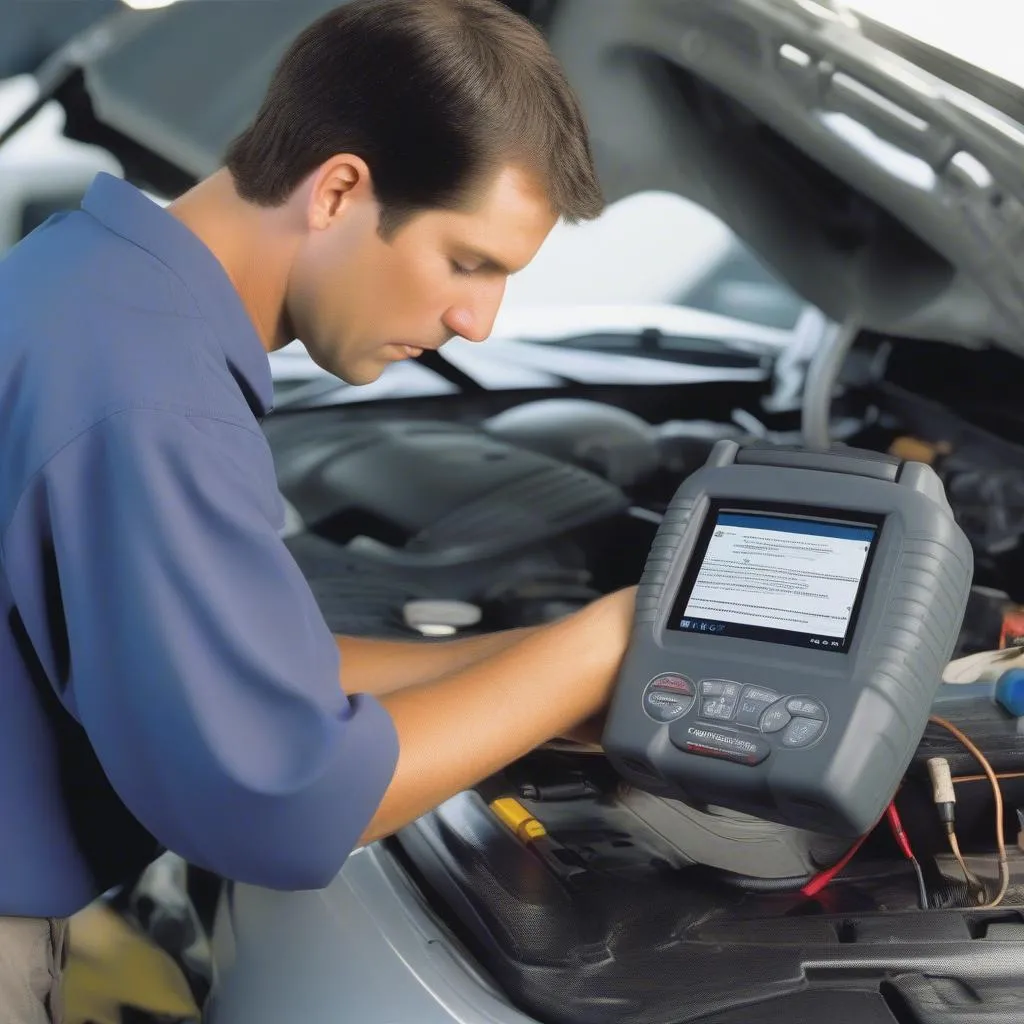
left=81, top=173, right=274, bottom=418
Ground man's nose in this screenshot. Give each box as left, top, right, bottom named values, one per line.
left=444, top=308, right=490, bottom=344
left=444, top=283, right=506, bottom=343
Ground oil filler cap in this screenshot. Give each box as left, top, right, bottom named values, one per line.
left=403, top=599, right=482, bottom=637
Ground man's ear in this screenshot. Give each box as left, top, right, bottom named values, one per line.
left=306, top=154, right=374, bottom=231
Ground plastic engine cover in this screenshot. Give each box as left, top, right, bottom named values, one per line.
left=267, top=418, right=630, bottom=561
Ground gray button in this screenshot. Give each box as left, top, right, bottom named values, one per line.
left=735, top=698, right=773, bottom=728
left=742, top=686, right=780, bottom=705
left=786, top=697, right=826, bottom=721
left=644, top=694, right=693, bottom=723
left=644, top=693, right=687, bottom=721
left=701, top=679, right=741, bottom=700
left=760, top=704, right=792, bottom=734
left=782, top=717, right=825, bottom=748
left=702, top=697, right=737, bottom=721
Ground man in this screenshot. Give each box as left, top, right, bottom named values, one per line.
left=0, top=1, right=637, bottom=1020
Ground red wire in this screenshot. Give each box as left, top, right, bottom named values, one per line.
left=801, top=800, right=913, bottom=898
left=800, top=829, right=872, bottom=897
left=886, top=801, right=915, bottom=861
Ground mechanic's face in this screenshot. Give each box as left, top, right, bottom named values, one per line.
left=286, top=158, right=558, bottom=385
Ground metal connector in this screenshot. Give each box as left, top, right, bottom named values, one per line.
left=927, top=756, right=956, bottom=832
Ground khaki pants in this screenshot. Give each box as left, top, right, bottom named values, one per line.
left=0, top=918, right=67, bottom=1024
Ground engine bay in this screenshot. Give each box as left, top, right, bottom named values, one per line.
left=251, top=338, right=1024, bottom=1024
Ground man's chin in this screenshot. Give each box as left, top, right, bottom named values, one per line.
left=338, top=360, right=389, bottom=387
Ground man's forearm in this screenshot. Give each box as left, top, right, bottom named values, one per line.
left=358, top=589, right=633, bottom=845
left=335, top=626, right=539, bottom=697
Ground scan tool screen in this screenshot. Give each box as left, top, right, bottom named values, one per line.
left=669, top=504, right=881, bottom=652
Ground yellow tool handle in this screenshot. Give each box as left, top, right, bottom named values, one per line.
left=490, top=797, right=547, bottom=841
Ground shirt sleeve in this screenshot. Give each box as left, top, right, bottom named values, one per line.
left=3, top=408, right=399, bottom=891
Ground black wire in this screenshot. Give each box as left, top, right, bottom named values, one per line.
left=704, top=869, right=812, bottom=892
left=910, top=857, right=930, bottom=910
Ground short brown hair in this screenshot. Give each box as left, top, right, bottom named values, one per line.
left=224, top=0, right=604, bottom=235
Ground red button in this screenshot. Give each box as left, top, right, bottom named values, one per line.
left=650, top=673, right=694, bottom=695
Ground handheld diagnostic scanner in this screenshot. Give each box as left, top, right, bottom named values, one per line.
left=602, top=441, right=974, bottom=838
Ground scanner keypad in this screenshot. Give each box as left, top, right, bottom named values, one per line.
left=650, top=675, right=829, bottom=762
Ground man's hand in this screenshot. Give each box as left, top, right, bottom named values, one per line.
left=557, top=587, right=636, bottom=748
left=357, top=586, right=637, bottom=845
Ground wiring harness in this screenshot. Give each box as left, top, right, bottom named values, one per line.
left=800, top=714, right=1011, bottom=910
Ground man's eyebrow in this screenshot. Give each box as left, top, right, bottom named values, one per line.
left=459, top=247, right=517, bottom=276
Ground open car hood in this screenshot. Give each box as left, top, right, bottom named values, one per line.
left=546, top=0, right=1024, bottom=353
left=32, top=0, right=1024, bottom=354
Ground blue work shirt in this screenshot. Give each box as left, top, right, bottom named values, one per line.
left=0, top=173, right=399, bottom=917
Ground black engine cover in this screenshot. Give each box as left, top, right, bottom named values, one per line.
left=268, top=417, right=630, bottom=563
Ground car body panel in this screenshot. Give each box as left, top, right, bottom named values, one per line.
left=206, top=847, right=536, bottom=1024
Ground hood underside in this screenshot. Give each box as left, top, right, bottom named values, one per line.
left=546, top=0, right=1024, bottom=352
left=31, top=0, right=1024, bottom=355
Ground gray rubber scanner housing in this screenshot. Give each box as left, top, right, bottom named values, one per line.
left=602, top=441, right=974, bottom=838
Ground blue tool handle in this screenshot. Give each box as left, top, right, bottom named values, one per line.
left=995, top=668, right=1024, bottom=717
